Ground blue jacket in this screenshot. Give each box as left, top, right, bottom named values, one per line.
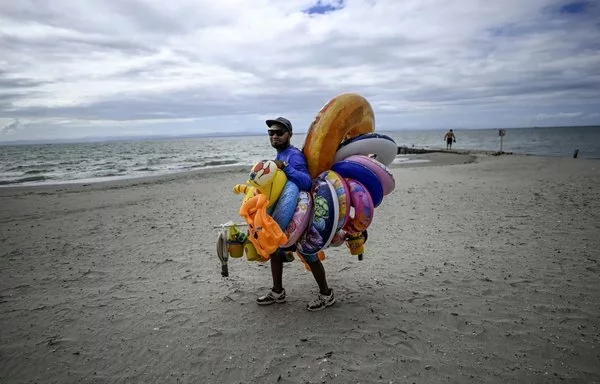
left=276, top=146, right=312, bottom=191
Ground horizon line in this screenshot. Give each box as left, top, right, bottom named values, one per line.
left=1, top=124, right=599, bottom=146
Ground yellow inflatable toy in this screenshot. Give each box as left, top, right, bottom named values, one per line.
left=244, top=242, right=268, bottom=262
left=233, top=160, right=287, bottom=208
left=302, top=93, right=375, bottom=178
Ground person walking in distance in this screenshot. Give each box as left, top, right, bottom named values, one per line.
left=444, top=129, right=456, bottom=150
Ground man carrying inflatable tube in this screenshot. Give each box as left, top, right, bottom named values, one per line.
left=257, top=116, right=336, bottom=311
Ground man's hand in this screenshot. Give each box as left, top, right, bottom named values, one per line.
left=273, top=160, right=285, bottom=169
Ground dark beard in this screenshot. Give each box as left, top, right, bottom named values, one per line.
left=272, top=142, right=290, bottom=152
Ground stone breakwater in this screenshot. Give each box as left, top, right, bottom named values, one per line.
left=397, top=146, right=513, bottom=156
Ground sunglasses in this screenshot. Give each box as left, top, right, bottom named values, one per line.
left=268, top=130, right=287, bottom=137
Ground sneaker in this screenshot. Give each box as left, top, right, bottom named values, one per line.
left=307, top=289, right=335, bottom=311
left=256, top=289, right=286, bottom=305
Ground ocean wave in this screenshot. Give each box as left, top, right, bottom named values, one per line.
left=0, top=175, right=51, bottom=185
left=93, top=172, right=126, bottom=178
left=24, top=169, right=48, bottom=175
left=183, top=157, right=202, bottom=163
left=204, top=159, right=239, bottom=167
left=6, top=164, right=55, bottom=172
left=92, top=161, right=117, bottom=167
left=134, top=167, right=156, bottom=172
left=92, top=162, right=120, bottom=171
left=146, top=158, right=164, bottom=166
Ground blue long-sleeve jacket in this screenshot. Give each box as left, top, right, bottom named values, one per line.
left=276, top=146, right=312, bottom=191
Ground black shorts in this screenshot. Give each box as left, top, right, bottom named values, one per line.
left=447, top=138, right=453, bottom=145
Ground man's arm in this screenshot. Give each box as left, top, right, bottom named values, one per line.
left=280, top=153, right=312, bottom=191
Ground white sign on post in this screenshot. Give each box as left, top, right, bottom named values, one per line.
left=498, top=129, right=506, bottom=152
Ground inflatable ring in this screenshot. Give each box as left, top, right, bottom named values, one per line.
left=344, top=179, right=374, bottom=233
left=344, top=155, right=395, bottom=196
left=297, top=178, right=340, bottom=255
left=317, top=170, right=351, bottom=231
left=331, top=160, right=384, bottom=208
left=303, top=93, right=375, bottom=178
left=270, top=180, right=300, bottom=231
left=282, top=191, right=312, bottom=248
left=329, top=229, right=347, bottom=247
left=335, top=133, right=397, bottom=166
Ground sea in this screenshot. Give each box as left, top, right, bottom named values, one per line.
left=1, top=126, right=599, bottom=187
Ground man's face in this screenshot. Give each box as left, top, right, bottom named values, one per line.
left=268, top=124, right=291, bottom=150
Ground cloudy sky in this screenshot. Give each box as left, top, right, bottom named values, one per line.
left=1, top=0, right=599, bottom=141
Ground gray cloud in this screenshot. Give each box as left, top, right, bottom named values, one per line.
left=0, top=0, right=599, bottom=141
left=0, top=119, right=27, bottom=134
left=0, top=74, right=49, bottom=89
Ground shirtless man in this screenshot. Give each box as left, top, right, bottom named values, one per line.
left=444, top=129, right=456, bottom=150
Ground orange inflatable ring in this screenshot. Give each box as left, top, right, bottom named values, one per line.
left=302, top=93, right=375, bottom=178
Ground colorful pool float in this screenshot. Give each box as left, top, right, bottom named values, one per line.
left=297, top=178, right=340, bottom=255
left=302, top=93, right=375, bottom=178
left=335, top=132, right=397, bottom=166
left=331, top=159, right=384, bottom=208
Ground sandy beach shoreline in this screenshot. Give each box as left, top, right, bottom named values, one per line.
left=1, top=153, right=599, bottom=383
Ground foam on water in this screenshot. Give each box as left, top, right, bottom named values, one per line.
left=393, top=156, right=431, bottom=165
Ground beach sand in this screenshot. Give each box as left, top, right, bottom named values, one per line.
left=1, top=153, right=599, bottom=383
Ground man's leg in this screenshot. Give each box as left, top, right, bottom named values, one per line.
left=306, top=258, right=335, bottom=311
left=271, top=249, right=284, bottom=293
left=257, top=250, right=286, bottom=305
left=308, top=259, right=330, bottom=295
